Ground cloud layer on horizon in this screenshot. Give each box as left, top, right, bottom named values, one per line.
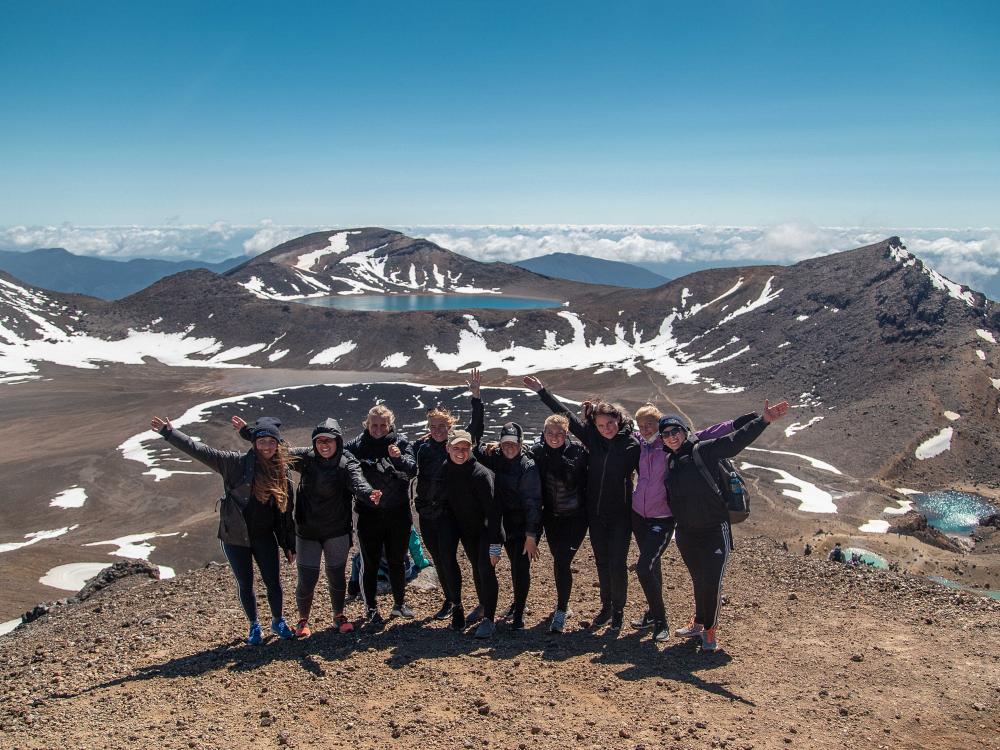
left=1, top=222, right=997, bottom=297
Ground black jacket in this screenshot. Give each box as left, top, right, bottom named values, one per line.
left=665, top=415, right=769, bottom=531
left=344, top=429, right=416, bottom=516
left=475, top=448, right=542, bottom=539
left=412, top=397, right=484, bottom=520
left=527, top=439, right=588, bottom=519
left=442, top=455, right=501, bottom=544
left=159, top=426, right=295, bottom=552
left=537, top=388, right=640, bottom=521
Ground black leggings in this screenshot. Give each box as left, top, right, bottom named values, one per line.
left=674, top=524, right=731, bottom=630
left=503, top=535, right=532, bottom=615
left=440, top=521, right=498, bottom=620
left=357, top=509, right=412, bottom=610
left=543, top=512, right=588, bottom=612
left=295, top=534, right=351, bottom=620
left=222, top=536, right=283, bottom=624
left=588, top=512, right=632, bottom=611
left=418, top=512, right=450, bottom=602
left=632, top=513, right=676, bottom=623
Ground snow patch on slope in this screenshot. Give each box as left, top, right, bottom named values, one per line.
left=915, top=427, right=953, bottom=460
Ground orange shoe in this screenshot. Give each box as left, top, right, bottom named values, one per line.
left=334, top=614, right=354, bottom=634
left=701, top=627, right=719, bottom=652
left=294, top=619, right=312, bottom=638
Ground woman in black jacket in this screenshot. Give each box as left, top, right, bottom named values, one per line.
left=524, top=376, right=640, bottom=632
left=345, top=404, right=417, bottom=627
left=233, top=416, right=378, bottom=637
left=527, top=413, right=588, bottom=634
left=150, top=415, right=297, bottom=645
left=661, top=399, right=788, bottom=652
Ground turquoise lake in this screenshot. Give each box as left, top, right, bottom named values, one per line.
left=911, top=491, right=997, bottom=535
left=299, top=294, right=563, bottom=312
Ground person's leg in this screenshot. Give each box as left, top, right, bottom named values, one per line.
left=384, top=510, right=413, bottom=609
left=419, top=513, right=455, bottom=611
left=437, top=517, right=463, bottom=609
left=634, top=514, right=675, bottom=625
left=697, top=525, right=731, bottom=632
left=222, top=542, right=258, bottom=623
left=608, top=514, right=633, bottom=614
left=356, top=513, right=385, bottom=613
left=322, top=533, right=352, bottom=618
left=587, top=517, right=612, bottom=612
left=674, top=528, right=705, bottom=626
left=251, top=535, right=284, bottom=622
left=504, top=536, right=531, bottom=621
left=295, top=536, right=323, bottom=623
left=475, top=531, right=499, bottom=621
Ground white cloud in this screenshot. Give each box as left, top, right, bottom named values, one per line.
left=241, top=220, right=308, bottom=257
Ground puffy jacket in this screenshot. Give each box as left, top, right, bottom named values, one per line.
left=344, top=429, right=416, bottom=516
left=442, top=455, right=501, bottom=544
left=159, top=426, right=295, bottom=552
left=527, top=439, right=588, bottom=519
left=665, top=415, right=769, bottom=531
left=412, top=397, right=484, bottom=520
left=475, top=448, right=542, bottom=539
left=537, top=389, right=639, bottom=521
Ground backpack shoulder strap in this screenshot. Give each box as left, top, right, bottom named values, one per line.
left=691, top=443, right=723, bottom=497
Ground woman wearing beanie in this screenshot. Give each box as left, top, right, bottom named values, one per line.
left=526, top=413, right=589, bottom=634
left=233, top=415, right=379, bottom=637
left=344, top=404, right=417, bottom=626
left=661, top=399, right=789, bottom=652
left=150, top=414, right=298, bottom=644
left=524, top=376, right=640, bottom=633
left=473, top=418, right=542, bottom=631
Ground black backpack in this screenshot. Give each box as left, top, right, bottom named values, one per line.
left=692, top=444, right=750, bottom=524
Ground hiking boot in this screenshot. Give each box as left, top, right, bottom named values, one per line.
left=609, top=609, right=624, bottom=631
left=464, top=604, right=484, bottom=626
left=499, top=603, right=516, bottom=621
left=333, top=614, right=354, bottom=634
left=550, top=609, right=567, bottom=634
left=701, top=627, right=719, bottom=652
left=293, top=619, right=312, bottom=638
left=364, top=609, right=384, bottom=631
left=631, top=610, right=655, bottom=630
left=675, top=619, right=705, bottom=638
left=270, top=618, right=295, bottom=640
left=451, top=605, right=466, bottom=631
left=247, top=622, right=263, bottom=646
left=652, top=620, right=669, bottom=643
left=433, top=600, right=454, bottom=621
left=474, top=618, right=496, bottom=639
left=591, top=605, right=613, bottom=628
left=391, top=603, right=415, bottom=619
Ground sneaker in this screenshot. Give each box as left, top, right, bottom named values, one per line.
left=433, top=601, right=454, bottom=621
left=464, top=604, right=484, bottom=626
left=451, top=605, right=466, bottom=631
left=499, top=603, right=516, bottom=621
left=701, top=627, right=719, bottom=652
left=675, top=619, right=705, bottom=638
left=631, top=611, right=655, bottom=630
left=364, top=609, right=385, bottom=630
left=652, top=620, right=669, bottom=643
left=391, top=603, right=415, bottom=619
left=247, top=622, right=263, bottom=645
left=293, top=619, right=312, bottom=638
left=333, top=614, right=354, bottom=634
left=270, top=618, right=295, bottom=640
left=474, top=618, right=496, bottom=639
left=511, top=611, right=525, bottom=631
left=550, top=609, right=567, bottom=634
left=609, top=609, right=624, bottom=631
left=591, top=605, right=613, bottom=628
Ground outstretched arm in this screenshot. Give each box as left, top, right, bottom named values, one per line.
left=150, top=416, right=243, bottom=480
left=465, top=368, right=485, bottom=443
left=700, top=400, right=790, bottom=462
left=523, top=376, right=588, bottom=443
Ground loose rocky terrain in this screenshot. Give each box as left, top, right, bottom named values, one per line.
left=2, top=536, right=998, bottom=750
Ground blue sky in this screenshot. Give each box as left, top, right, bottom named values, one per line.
left=1, top=1, right=998, bottom=227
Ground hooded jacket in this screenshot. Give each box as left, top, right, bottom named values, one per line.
left=344, top=428, right=416, bottom=515
left=527, top=438, right=588, bottom=519
left=664, top=415, right=769, bottom=531
left=411, top=397, right=484, bottom=520
left=537, top=389, right=640, bottom=521
left=159, top=426, right=295, bottom=552
left=474, top=447, right=542, bottom=539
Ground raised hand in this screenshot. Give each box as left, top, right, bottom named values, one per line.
left=387, top=444, right=401, bottom=459
left=522, top=375, right=543, bottom=393
left=762, top=399, right=790, bottom=423
left=150, top=416, right=172, bottom=433
left=467, top=367, right=482, bottom=399
left=231, top=415, right=247, bottom=431
left=581, top=400, right=594, bottom=421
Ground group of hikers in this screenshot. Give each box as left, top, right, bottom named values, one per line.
left=149, top=371, right=789, bottom=652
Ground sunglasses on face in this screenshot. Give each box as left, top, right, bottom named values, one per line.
left=660, top=427, right=686, bottom=439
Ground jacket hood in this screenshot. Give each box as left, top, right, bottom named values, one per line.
left=312, top=419, right=344, bottom=451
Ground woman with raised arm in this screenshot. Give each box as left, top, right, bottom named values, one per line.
left=410, top=370, right=484, bottom=623
left=660, top=399, right=789, bottom=652
left=523, top=375, right=639, bottom=632
left=526, top=414, right=588, bottom=633
left=149, top=415, right=297, bottom=645
left=344, top=404, right=417, bottom=626
left=232, top=415, right=379, bottom=637
left=471, top=417, right=542, bottom=631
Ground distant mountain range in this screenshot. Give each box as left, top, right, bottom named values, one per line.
left=0, top=248, right=244, bottom=300
left=513, top=252, right=669, bottom=288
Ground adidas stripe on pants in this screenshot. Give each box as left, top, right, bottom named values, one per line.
left=674, top=523, right=731, bottom=631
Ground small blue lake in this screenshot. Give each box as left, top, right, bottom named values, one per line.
left=910, top=491, right=997, bottom=535
left=299, top=294, right=563, bottom=312
left=927, top=576, right=1000, bottom=601
left=842, top=548, right=888, bottom=569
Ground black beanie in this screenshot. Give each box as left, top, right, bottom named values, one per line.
left=250, top=417, right=283, bottom=442
left=499, top=422, right=524, bottom=444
